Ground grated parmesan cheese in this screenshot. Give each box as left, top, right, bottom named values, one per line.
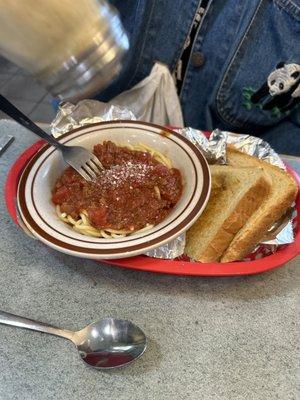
left=98, top=161, right=154, bottom=188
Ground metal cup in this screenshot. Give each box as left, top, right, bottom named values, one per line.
left=37, top=1, right=129, bottom=100
left=0, top=0, right=129, bottom=101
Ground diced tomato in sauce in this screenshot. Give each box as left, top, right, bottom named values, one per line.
left=52, top=186, right=70, bottom=204
left=88, top=207, right=108, bottom=227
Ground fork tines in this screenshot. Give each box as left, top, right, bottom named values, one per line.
left=80, top=155, right=103, bottom=181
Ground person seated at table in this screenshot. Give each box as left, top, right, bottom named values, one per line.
left=94, top=0, right=300, bottom=156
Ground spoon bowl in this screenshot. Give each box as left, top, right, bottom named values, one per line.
left=74, top=318, right=147, bottom=369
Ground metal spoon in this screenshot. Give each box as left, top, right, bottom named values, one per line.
left=0, top=311, right=147, bottom=369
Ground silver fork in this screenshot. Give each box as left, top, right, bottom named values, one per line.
left=0, top=94, right=103, bottom=181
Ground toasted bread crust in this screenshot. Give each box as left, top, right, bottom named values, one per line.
left=185, top=166, right=271, bottom=262
left=221, top=146, right=298, bottom=262
left=196, top=174, right=271, bottom=262
left=227, top=146, right=298, bottom=192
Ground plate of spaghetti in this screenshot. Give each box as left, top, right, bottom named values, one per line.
left=17, top=121, right=211, bottom=259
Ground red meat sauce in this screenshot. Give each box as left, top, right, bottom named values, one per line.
left=52, top=141, right=183, bottom=231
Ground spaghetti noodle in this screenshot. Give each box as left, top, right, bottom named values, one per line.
left=52, top=141, right=182, bottom=238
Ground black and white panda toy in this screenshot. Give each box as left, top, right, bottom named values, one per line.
left=251, top=62, right=300, bottom=112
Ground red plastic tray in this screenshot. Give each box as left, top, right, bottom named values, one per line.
left=5, top=140, right=300, bottom=276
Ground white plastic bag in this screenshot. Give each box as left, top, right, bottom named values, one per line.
left=109, top=62, right=184, bottom=127
left=51, top=62, right=184, bottom=137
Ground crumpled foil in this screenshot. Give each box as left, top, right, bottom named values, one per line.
left=211, top=129, right=286, bottom=169
left=51, top=100, right=295, bottom=259
left=145, top=233, right=186, bottom=259
left=51, top=100, right=136, bottom=138
left=176, top=127, right=227, bottom=164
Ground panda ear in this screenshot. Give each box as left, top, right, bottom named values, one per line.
left=291, top=71, right=300, bottom=79
left=276, top=61, right=285, bottom=69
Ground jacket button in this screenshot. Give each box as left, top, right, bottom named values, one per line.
left=192, top=52, right=205, bottom=67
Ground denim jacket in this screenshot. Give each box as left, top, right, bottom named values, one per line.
left=96, top=0, right=300, bottom=155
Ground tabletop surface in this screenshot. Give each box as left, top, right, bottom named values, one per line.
left=0, top=120, right=299, bottom=400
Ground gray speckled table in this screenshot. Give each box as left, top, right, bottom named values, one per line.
left=0, top=120, right=299, bottom=400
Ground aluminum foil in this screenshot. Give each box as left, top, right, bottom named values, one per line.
left=51, top=100, right=295, bottom=258
left=176, top=127, right=227, bottom=164
left=211, top=129, right=286, bottom=170
left=145, top=233, right=186, bottom=259
left=51, top=100, right=136, bottom=138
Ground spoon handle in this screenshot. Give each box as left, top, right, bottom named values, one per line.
left=0, top=94, right=64, bottom=150
left=0, top=310, right=74, bottom=341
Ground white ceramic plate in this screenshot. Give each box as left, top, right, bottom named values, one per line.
left=17, top=121, right=211, bottom=259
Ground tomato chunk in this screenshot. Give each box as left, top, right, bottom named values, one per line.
left=52, top=187, right=70, bottom=204
left=88, top=207, right=108, bottom=228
